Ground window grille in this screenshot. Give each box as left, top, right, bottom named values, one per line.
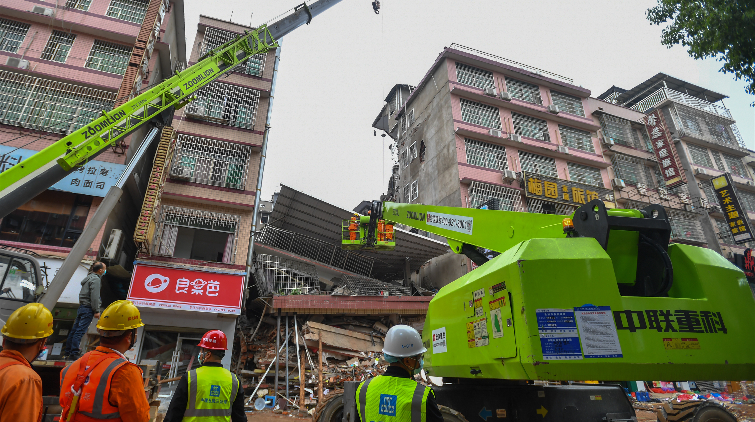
left=700, top=181, right=716, bottom=203
left=467, top=181, right=523, bottom=211
left=559, top=125, right=594, bottom=153
left=518, top=151, right=557, bottom=178
left=85, top=40, right=131, bottom=75
left=722, top=153, right=749, bottom=178
left=599, top=114, right=648, bottom=151
left=687, top=144, right=713, bottom=168
left=41, top=31, right=76, bottom=63
left=676, top=107, right=702, bottom=137
left=512, top=112, right=549, bottom=141
left=170, top=134, right=252, bottom=190
left=185, top=82, right=260, bottom=129
left=526, top=198, right=575, bottom=215
left=200, top=27, right=266, bottom=77
left=65, top=0, right=92, bottom=10
left=255, top=254, right=319, bottom=296
left=154, top=205, right=240, bottom=260
left=611, top=154, right=653, bottom=186
left=639, top=127, right=653, bottom=151
left=715, top=218, right=737, bottom=245
left=667, top=210, right=706, bottom=243
left=0, top=19, right=30, bottom=53
left=505, top=78, right=541, bottom=105
left=410, top=180, right=418, bottom=201
left=464, top=138, right=507, bottom=171
left=712, top=150, right=725, bottom=172
left=567, top=163, right=602, bottom=187
left=0, top=70, right=116, bottom=134
left=460, top=99, right=501, bottom=129
left=652, top=165, right=686, bottom=195
left=455, top=63, right=494, bottom=90
left=400, top=149, right=408, bottom=169
left=403, top=184, right=411, bottom=203
left=738, top=191, right=755, bottom=214
left=409, top=142, right=418, bottom=161
left=674, top=103, right=743, bottom=149
left=106, top=0, right=149, bottom=23
left=551, top=91, right=585, bottom=117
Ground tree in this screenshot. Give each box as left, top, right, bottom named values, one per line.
left=647, top=0, right=755, bottom=105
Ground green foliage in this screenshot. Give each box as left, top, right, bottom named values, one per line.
left=647, top=0, right=755, bottom=105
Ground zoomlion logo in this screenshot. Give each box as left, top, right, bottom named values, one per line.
left=144, top=274, right=170, bottom=293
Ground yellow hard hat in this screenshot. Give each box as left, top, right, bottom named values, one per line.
left=97, top=300, right=145, bottom=331
left=1, top=303, right=54, bottom=340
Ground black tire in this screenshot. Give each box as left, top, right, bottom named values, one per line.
left=691, top=404, right=737, bottom=422
left=657, top=401, right=736, bottom=422
left=316, top=392, right=344, bottom=422
left=439, top=405, right=470, bottom=422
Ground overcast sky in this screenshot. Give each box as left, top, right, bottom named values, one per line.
left=182, top=0, right=755, bottom=211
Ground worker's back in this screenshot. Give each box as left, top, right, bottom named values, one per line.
left=0, top=350, right=43, bottom=422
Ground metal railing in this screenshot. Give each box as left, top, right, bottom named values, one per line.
left=449, top=44, right=574, bottom=84
left=630, top=87, right=733, bottom=120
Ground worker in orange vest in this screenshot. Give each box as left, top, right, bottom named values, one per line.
left=377, top=220, right=385, bottom=242
left=0, top=303, right=54, bottom=422
left=60, top=300, right=149, bottom=422
left=349, top=214, right=359, bottom=241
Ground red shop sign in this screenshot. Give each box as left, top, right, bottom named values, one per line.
left=644, top=110, right=687, bottom=189
left=127, top=264, right=244, bottom=315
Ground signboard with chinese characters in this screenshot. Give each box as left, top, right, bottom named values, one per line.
left=643, top=110, right=686, bottom=188
left=522, top=171, right=612, bottom=208
left=127, top=264, right=245, bottom=314
left=0, top=145, right=126, bottom=197
left=711, top=174, right=754, bottom=244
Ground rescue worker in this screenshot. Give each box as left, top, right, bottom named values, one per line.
left=349, top=214, right=359, bottom=241
left=0, top=303, right=53, bottom=422
left=163, top=329, right=246, bottom=422
left=356, top=325, right=443, bottom=422
left=64, top=261, right=106, bottom=360
left=59, top=300, right=149, bottom=422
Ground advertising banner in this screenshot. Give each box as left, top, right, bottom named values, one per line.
left=711, top=174, right=754, bottom=244
left=643, top=111, right=686, bottom=189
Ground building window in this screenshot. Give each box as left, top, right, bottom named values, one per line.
left=667, top=210, right=706, bottom=244
left=686, top=144, right=713, bottom=168
left=170, top=134, right=253, bottom=190
left=598, top=114, right=648, bottom=151
left=0, top=18, right=30, bottom=53
left=0, top=70, right=116, bottom=134
left=551, top=91, right=585, bottom=117
left=41, top=31, right=76, bottom=63
left=85, top=40, right=131, bottom=75
left=0, top=191, right=92, bottom=248
left=518, top=151, right=557, bottom=178
left=184, top=82, right=260, bottom=130
left=467, top=181, right=523, bottom=211
left=155, top=206, right=240, bottom=264
left=200, top=27, right=266, bottom=77
left=722, top=153, right=749, bottom=178
left=106, top=0, right=150, bottom=23
left=411, top=180, right=418, bottom=201
left=558, top=125, right=594, bottom=153
left=505, top=78, right=541, bottom=105
left=403, top=184, right=411, bottom=203
left=567, top=163, right=602, bottom=187
left=611, top=154, right=653, bottom=186
left=460, top=99, right=501, bottom=129
left=738, top=191, right=755, bottom=214
left=715, top=218, right=736, bottom=245
left=464, top=138, right=507, bottom=171
left=419, top=140, right=426, bottom=162
left=711, top=150, right=726, bottom=171
left=512, top=112, right=549, bottom=142
left=65, top=0, right=92, bottom=10
left=409, top=142, right=418, bottom=161
left=400, top=149, right=408, bottom=169
left=455, top=63, right=494, bottom=90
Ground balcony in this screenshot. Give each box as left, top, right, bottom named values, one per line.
left=630, top=87, right=733, bottom=120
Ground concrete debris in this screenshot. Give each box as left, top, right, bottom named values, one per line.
left=333, top=275, right=411, bottom=296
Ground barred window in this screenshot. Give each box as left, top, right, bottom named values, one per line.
left=464, top=138, right=507, bottom=171
left=700, top=181, right=716, bottom=203
left=512, top=112, right=549, bottom=141
left=715, top=218, right=736, bottom=245
left=0, top=19, right=30, bottom=53
left=639, top=127, right=653, bottom=151
left=65, top=0, right=92, bottom=10
left=155, top=206, right=240, bottom=263
left=403, top=184, right=411, bottom=203
left=738, top=191, right=755, bottom=214
left=551, top=91, right=584, bottom=117
left=611, top=154, right=653, bottom=186
left=460, top=99, right=501, bottom=129
left=106, top=0, right=150, bottom=23
left=559, top=125, right=594, bottom=153
left=599, top=114, right=648, bottom=151
left=41, top=31, right=76, bottom=63
left=86, top=40, right=131, bottom=74
left=567, top=163, right=602, bottom=187
left=686, top=144, right=713, bottom=168
left=467, top=181, right=523, bottom=211
left=668, top=210, right=705, bottom=243
left=505, top=78, right=541, bottom=105
left=185, top=82, right=260, bottom=129
left=200, top=27, right=267, bottom=77
left=722, top=153, right=749, bottom=178
left=170, top=134, right=252, bottom=190
left=518, top=151, right=557, bottom=178
left=411, top=180, right=418, bottom=201
left=0, top=70, right=116, bottom=134
left=527, top=198, right=575, bottom=216
left=712, top=150, right=726, bottom=171
left=455, top=63, right=494, bottom=90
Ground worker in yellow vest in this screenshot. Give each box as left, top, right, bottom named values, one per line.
left=164, top=330, right=246, bottom=422
left=356, top=325, right=443, bottom=422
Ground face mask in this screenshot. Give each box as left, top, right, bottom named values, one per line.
left=413, top=358, right=424, bottom=375
left=102, top=270, right=107, bottom=276
left=128, top=331, right=136, bottom=351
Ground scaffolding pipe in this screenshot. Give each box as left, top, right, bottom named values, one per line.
left=285, top=314, right=290, bottom=404
left=275, top=311, right=280, bottom=398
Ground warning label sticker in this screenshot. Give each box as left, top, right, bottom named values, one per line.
left=432, top=327, right=447, bottom=354
left=536, top=308, right=582, bottom=360
left=574, top=305, right=623, bottom=358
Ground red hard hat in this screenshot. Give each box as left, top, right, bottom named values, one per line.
left=198, top=330, right=228, bottom=350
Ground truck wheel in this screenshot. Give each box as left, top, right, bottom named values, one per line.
left=439, top=405, right=469, bottom=422
left=657, top=401, right=736, bottom=422
left=315, top=391, right=344, bottom=422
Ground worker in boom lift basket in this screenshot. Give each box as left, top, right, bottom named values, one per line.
left=356, top=325, right=443, bottom=422
left=0, top=303, right=53, bottom=422
left=349, top=214, right=360, bottom=241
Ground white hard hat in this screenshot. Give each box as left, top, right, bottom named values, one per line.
left=382, top=325, right=426, bottom=357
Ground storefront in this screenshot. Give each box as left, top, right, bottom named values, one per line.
left=522, top=171, right=613, bottom=215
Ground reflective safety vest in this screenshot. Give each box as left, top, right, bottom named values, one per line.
left=356, top=375, right=433, bottom=422
left=59, top=350, right=132, bottom=422
left=183, top=366, right=240, bottom=421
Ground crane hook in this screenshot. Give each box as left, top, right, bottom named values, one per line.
left=372, top=1, right=380, bottom=14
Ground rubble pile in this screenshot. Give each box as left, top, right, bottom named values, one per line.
left=332, top=275, right=411, bottom=296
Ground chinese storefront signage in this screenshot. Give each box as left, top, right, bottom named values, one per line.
left=0, top=145, right=126, bottom=197
left=522, top=171, right=612, bottom=207
left=734, top=249, right=755, bottom=282
left=644, top=111, right=686, bottom=189
left=711, top=174, right=753, bottom=244
left=127, top=264, right=244, bottom=314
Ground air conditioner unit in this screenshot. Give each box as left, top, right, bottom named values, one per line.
left=557, top=145, right=569, bottom=154
left=5, top=57, right=29, bottom=69
left=695, top=168, right=707, bottom=176
left=547, top=104, right=560, bottom=114
left=612, top=178, right=626, bottom=189
left=484, top=87, right=497, bottom=97
left=499, top=91, right=512, bottom=101
left=601, top=137, right=615, bottom=146
left=489, top=129, right=502, bottom=138
left=31, top=6, right=54, bottom=16
left=502, top=169, right=517, bottom=184
left=102, top=229, right=124, bottom=261
left=709, top=204, right=721, bottom=213
left=507, top=133, right=521, bottom=142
